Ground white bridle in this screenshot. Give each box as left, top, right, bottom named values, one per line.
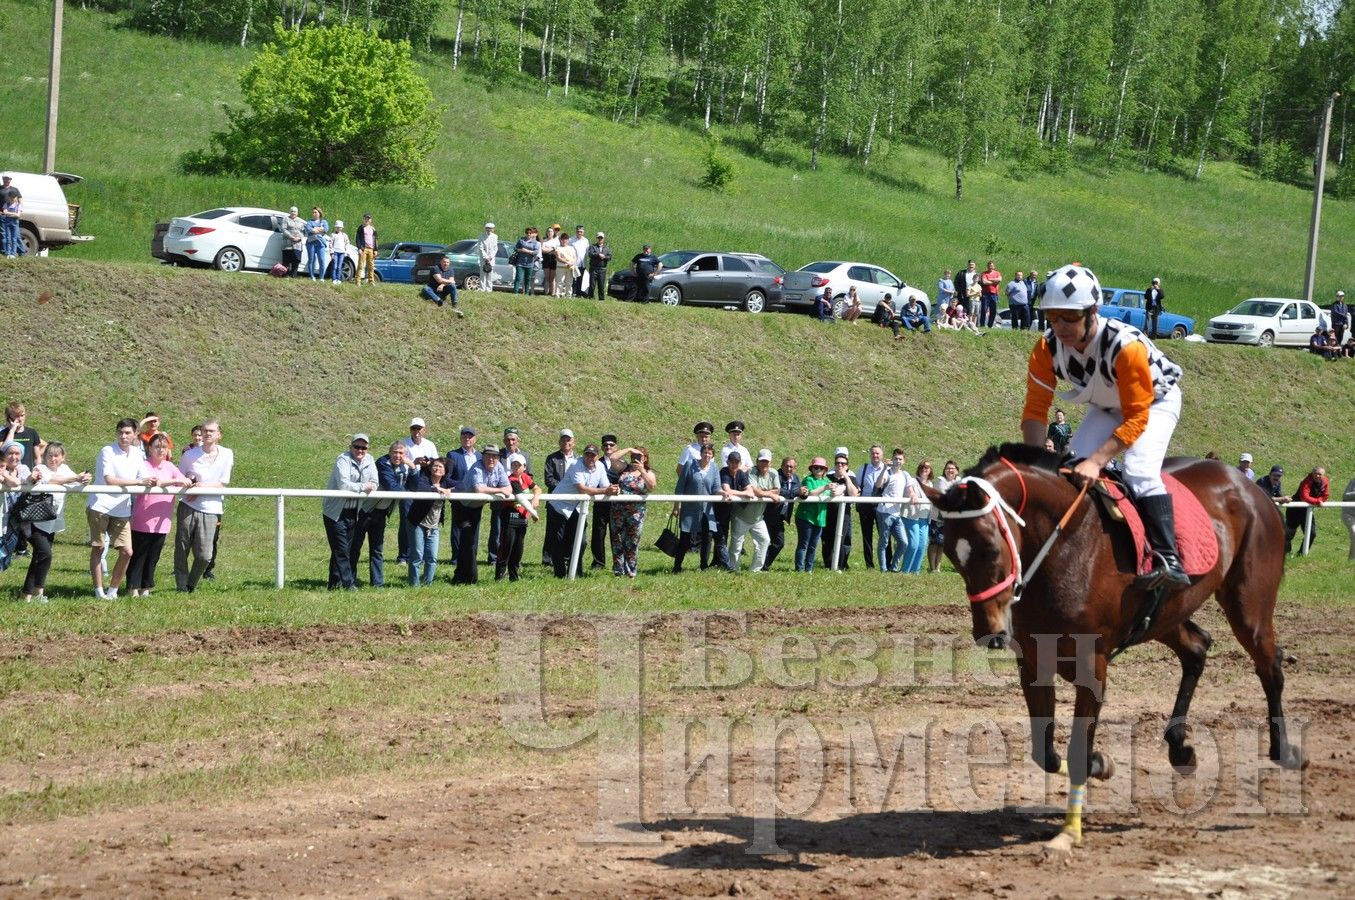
left=938, top=474, right=1066, bottom=606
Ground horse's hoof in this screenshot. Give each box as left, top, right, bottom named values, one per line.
left=1090, top=752, right=1115, bottom=781
left=1041, top=831, right=1077, bottom=862
left=1273, top=746, right=1308, bottom=771
left=1169, top=744, right=1198, bottom=775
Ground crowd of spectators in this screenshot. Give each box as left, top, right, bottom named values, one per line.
left=2, top=401, right=1352, bottom=598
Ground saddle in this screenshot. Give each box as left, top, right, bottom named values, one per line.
left=1090, top=471, right=1219, bottom=578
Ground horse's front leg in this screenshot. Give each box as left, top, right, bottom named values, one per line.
left=1047, top=650, right=1109, bottom=855
left=1018, top=650, right=1061, bottom=774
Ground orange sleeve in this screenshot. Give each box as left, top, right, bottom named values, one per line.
left=1021, top=337, right=1057, bottom=426
left=1111, top=341, right=1155, bottom=445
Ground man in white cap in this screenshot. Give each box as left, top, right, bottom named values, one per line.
left=281, top=206, right=306, bottom=276
left=1331, top=290, right=1349, bottom=346
left=1238, top=452, right=1255, bottom=479
left=569, top=225, right=591, bottom=297
left=587, top=231, right=613, bottom=301
left=322, top=433, right=377, bottom=591
left=402, top=418, right=439, bottom=467
left=1144, top=277, right=1165, bottom=338
left=475, top=223, right=498, bottom=291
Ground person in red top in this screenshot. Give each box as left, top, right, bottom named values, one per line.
left=496, top=456, right=541, bottom=582
left=979, top=260, right=1003, bottom=328
left=1285, top=466, right=1330, bottom=554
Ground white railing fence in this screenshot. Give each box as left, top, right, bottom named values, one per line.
left=1, top=485, right=1348, bottom=587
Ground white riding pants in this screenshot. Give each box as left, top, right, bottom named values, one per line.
left=1068, top=386, right=1181, bottom=498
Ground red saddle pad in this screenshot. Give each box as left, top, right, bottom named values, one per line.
left=1102, top=474, right=1219, bottom=578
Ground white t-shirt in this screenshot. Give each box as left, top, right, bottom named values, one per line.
left=88, top=443, right=146, bottom=518
left=677, top=441, right=708, bottom=469
left=402, top=436, right=439, bottom=464
left=180, top=445, right=235, bottom=515
left=721, top=442, right=753, bottom=468
left=876, top=468, right=912, bottom=516
left=32, top=463, right=77, bottom=535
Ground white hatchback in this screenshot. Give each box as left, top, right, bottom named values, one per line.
left=783, top=261, right=930, bottom=317
left=1205, top=298, right=1329, bottom=348
left=159, top=206, right=357, bottom=278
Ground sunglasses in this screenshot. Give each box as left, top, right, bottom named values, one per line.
left=1044, top=309, right=1086, bottom=324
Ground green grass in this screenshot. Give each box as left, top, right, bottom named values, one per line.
left=4, top=1, right=1355, bottom=323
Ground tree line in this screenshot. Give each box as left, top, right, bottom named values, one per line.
left=96, top=0, right=1355, bottom=195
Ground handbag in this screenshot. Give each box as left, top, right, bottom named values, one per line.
left=13, top=491, right=58, bottom=524
left=655, top=511, right=680, bottom=558
left=0, top=529, right=15, bottom=573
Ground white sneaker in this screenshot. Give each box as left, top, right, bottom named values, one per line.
left=37, top=594, right=48, bottom=604
left=94, top=587, right=108, bottom=601
left=106, top=587, right=119, bottom=600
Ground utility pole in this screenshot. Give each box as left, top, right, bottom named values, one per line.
left=1303, top=91, right=1339, bottom=305
left=43, top=0, right=64, bottom=173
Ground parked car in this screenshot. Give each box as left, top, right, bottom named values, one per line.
left=370, top=242, right=450, bottom=283
left=1206, top=298, right=1330, bottom=348
left=994, top=287, right=1194, bottom=338
left=413, top=240, right=546, bottom=293
left=607, top=251, right=786, bottom=312
left=780, top=261, right=929, bottom=317
left=154, top=207, right=358, bottom=279
left=3, top=171, right=94, bottom=255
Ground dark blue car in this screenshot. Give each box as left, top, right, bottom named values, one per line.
left=371, top=242, right=450, bottom=283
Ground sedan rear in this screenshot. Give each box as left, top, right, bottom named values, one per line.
left=608, top=251, right=785, bottom=312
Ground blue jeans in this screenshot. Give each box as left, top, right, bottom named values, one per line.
left=307, top=243, right=328, bottom=280
left=876, top=510, right=907, bottom=572
left=422, top=282, right=458, bottom=306
left=795, top=519, right=823, bottom=572
left=409, top=525, right=440, bottom=585
left=514, top=265, right=535, bottom=294
left=903, top=518, right=929, bottom=573
left=980, top=294, right=998, bottom=327
left=1, top=218, right=22, bottom=256
left=902, top=314, right=931, bottom=333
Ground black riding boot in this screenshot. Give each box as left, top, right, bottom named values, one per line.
left=1133, top=493, right=1191, bottom=590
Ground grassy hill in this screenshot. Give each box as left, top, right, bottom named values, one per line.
left=0, top=257, right=1351, bottom=627
left=4, top=1, right=1355, bottom=325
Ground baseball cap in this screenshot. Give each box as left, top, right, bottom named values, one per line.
left=351, top=433, right=371, bottom=447
left=757, top=448, right=773, bottom=462
left=1240, top=452, right=1253, bottom=463
left=482, top=444, right=501, bottom=456
left=1339, top=290, right=1346, bottom=297
left=597, top=231, right=605, bottom=237
left=504, top=427, right=520, bottom=437
left=410, top=417, right=426, bottom=429
left=1271, top=465, right=1284, bottom=475
left=559, top=428, right=575, bottom=439
left=601, top=434, right=619, bottom=445
left=335, top=220, right=344, bottom=229
left=834, top=446, right=850, bottom=459
left=1152, top=277, right=1160, bottom=283
left=0, top=174, right=11, bottom=181
left=485, top=222, right=495, bottom=229
left=363, top=212, right=372, bottom=219
left=461, top=426, right=476, bottom=436
left=583, top=443, right=600, bottom=455
left=507, top=452, right=527, bottom=468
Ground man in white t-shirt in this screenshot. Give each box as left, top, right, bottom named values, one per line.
left=175, top=419, right=234, bottom=592
left=568, top=225, right=591, bottom=297
left=873, top=449, right=912, bottom=573
left=87, top=417, right=149, bottom=600
left=720, top=420, right=753, bottom=468
left=398, top=416, right=438, bottom=564
left=676, top=421, right=715, bottom=478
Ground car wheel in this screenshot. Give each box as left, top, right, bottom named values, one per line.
left=1259, top=330, right=1275, bottom=348
left=214, top=246, right=245, bottom=272
left=372, top=270, right=383, bottom=283
left=1171, top=324, right=1187, bottom=340
left=464, top=273, right=482, bottom=291
left=660, top=285, right=682, bottom=307
left=18, top=226, right=39, bottom=257
left=832, top=296, right=847, bottom=318
left=744, top=289, right=767, bottom=314
left=341, top=257, right=356, bottom=281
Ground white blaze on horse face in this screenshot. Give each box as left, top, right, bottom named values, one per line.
left=954, top=538, right=973, bottom=569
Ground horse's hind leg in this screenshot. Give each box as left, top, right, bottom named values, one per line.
left=1216, top=575, right=1307, bottom=770
left=1158, top=619, right=1212, bottom=773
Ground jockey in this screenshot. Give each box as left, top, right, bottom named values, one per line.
left=1020, top=264, right=1190, bottom=590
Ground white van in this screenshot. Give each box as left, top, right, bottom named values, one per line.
left=2, top=172, right=94, bottom=255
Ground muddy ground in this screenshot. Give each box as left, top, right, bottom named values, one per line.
left=1, top=603, right=1351, bottom=898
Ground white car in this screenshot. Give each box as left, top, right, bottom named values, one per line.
left=2, top=171, right=95, bottom=255
left=781, top=261, right=929, bottom=317
left=1205, top=298, right=1329, bottom=348
left=157, top=207, right=357, bottom=278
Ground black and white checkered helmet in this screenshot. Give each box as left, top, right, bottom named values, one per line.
left=1041, top=265, right=1103, bottom=311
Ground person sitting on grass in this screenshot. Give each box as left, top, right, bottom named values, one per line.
left=841, top=286, right=863, bottom=324
left=940, top=300, right=982, bottom=335
left=872, top=293, right=904, bottom=339
left=900, top=296, right=932, bottom=334
left=422, top=256, right=464, bottom=317
left=815, top=288, right=834, bottom=323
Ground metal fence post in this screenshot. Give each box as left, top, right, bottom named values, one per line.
left=1301, top=506, right=1313, bottom=556
left=275, top=494, right=286, bottom=588
left=568, top=499, right=590, bottom=582
left=830, top=498, right=845, bottom=572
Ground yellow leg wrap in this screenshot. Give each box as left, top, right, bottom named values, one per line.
left=1058, top=759, right=1068, bottom=776
left=1063, top=784, right=1085, bottom=846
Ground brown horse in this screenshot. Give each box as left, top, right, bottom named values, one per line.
left=925, top=443, right=1306, bottom=854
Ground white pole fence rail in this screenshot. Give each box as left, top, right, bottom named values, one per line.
left=2, top=485, right=1349, bottom=587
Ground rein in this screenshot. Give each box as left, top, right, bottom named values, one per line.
left=940, top=460, right=1091, bottom=604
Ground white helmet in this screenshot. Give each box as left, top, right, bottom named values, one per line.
left=1041, top=265, right=1103, bottom=311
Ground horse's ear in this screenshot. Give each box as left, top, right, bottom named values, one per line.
left=932, top=480, right=969, bottom=512
left=921, top=483, right=942, bottom=502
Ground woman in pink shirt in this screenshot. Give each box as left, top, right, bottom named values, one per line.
left=127, top=434, right=191, bottom=597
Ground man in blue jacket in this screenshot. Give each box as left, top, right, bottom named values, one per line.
left=442, top=427, right=481, bottom=561
left=367, top=441, right=414, bottom=588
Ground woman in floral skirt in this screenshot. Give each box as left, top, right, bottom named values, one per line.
left=607, top=446, right=656, bottom=578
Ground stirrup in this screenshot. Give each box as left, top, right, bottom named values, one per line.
left=1133, top=551, right=1189, bottom=591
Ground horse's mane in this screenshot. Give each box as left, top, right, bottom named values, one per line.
left=964, top=443, right=1064, bottom=478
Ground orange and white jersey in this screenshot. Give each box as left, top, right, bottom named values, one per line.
left=1023, top=319, right=1182, bottom=447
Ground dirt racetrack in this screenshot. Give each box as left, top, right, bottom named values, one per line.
left=2, top=601, right=1352, bottom=898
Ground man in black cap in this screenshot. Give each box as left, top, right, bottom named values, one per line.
left=721, top=421, right=752, bottom=468
left=590, top=434, right=623, bottom=569
left=1258, top=465, right=1289, bottom=504
left=488, top=427, right=531, bottom=568
left=677, top=422, right=715, bottom=479
left=630, top=243, right=661, bottom=301
left=452, top=444, right=513, bottom=584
